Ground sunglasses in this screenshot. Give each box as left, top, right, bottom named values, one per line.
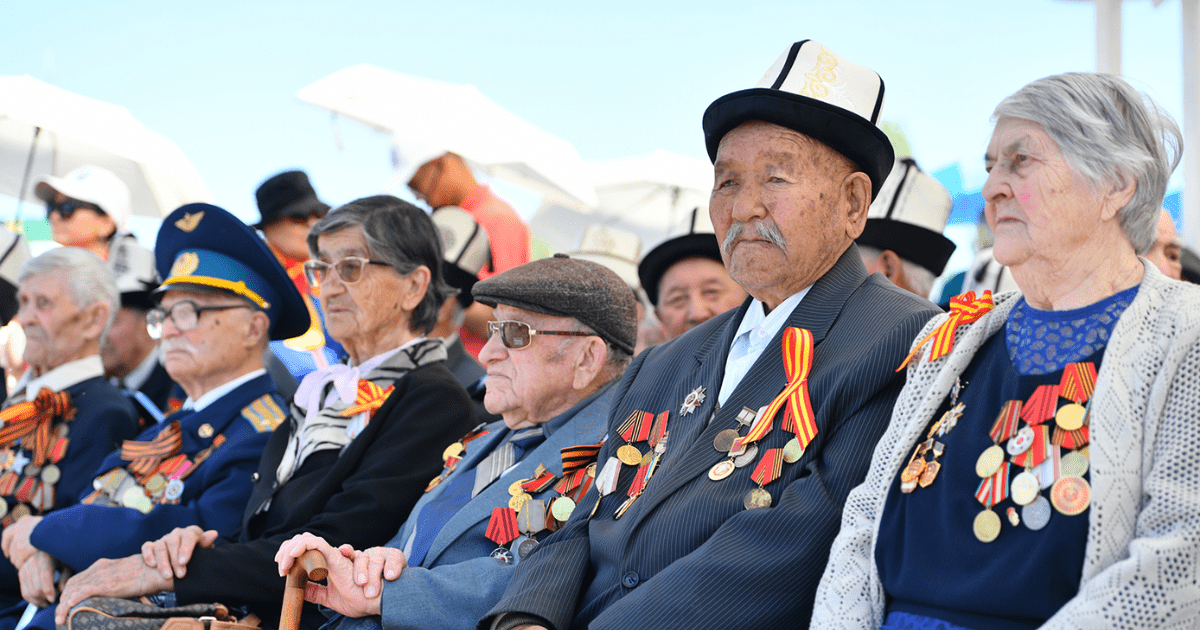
left=303, top=256, right=391, bottom=290
left=486, top=320, right=596, bottom=350
left=46, top=199, right=105, bottom=220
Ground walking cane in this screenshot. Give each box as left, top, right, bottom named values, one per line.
left=280, top=550, right=328, bottom=630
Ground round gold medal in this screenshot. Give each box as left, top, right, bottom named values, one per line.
left=550, top=496, right=576, bottom=522
left=782, top=437, right=804, bottom=464
left=508, top=492, right=532, bottom=512
left=743, top=487, right=772, bottom=509
left=198, top=423, right=214, bottom=439
left=1055, top=404, right=1086, bottom=431
left=712, top=429, right=740, bottom=453
left=122, top=487, right=147, bottom=509
left=585, top=462, right=597, bottom=478
left=40, top=464, right=61, bottom=486
left=640, top=450, right=654, bottom=466
left=1050, top=476, right=1091, bottom=516
left=144, top=473, right=166, bottom=493
left=1010, top=471, right=1040, bottom=506
left=508, top=479, right=529, bottom=496
left=708, top=460, right=735, bottom=481
left=975, top=445, right=1004, bottom=478
left=1061, top=451, right=1089, bottom=478
left=0, top=500, right=8, bottom=518
left=918, top=460, right=941, bottom=488
left=442, top=442, right=464, bottom=462
left=973, top=509, right=1001, bottom=543
left=617, top=444, right=643, bottom=466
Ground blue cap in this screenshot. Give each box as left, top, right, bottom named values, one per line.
left=155, top=203, right=310, bottom=341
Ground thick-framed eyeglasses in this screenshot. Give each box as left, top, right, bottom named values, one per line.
left=146, top=301, right=254, bottom=340
left=46, top=199, right=104, bottom=220
left=303, top=257, right=391, bottom=288
left=486, top=320, right=596, bottom=350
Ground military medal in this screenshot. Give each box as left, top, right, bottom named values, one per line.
left=708, top=460, right=735, bottom=481
left=1050, top=475, right=1091, bottom=516
left=485, top=507, right=520, bottom=563
left=1061, top=451, right=1089, bottom=477
left=680, top=387, right=706, bottom=416
left=1007, top=426, right=1034, bottom=456
left=1006, top=507, right=1020, bottom=527
left=1022, top=495, right=1052, bottom=530
left=918, top=444, right=944, bottom=488
left=973, top=462, right=1009, bottom=543
left=901, top=380, right=967, bottom=494
left=164, top=479, right=185, bottom=501
left=1055, top=404, right=1086, bottom=431
left=197, top=423, right=214, bottom=439
left=712, top=430, right=739, bottom=453
left=975, top=445, right=1004, bottom=478
left=443, top=442, right=465, bottom=462
left=508, top=479, right=528, bottom=496
left=1010, top=470, right=1040, bottom=506
left=550, top=496, right=575, bottom=522
left=1021, top=385, right=1060, bottom=426
left=1059, top=362, right=1097, bottom=403
left=517, top=499, right=546, bottom=535
left=743, top=448, right=783, bottom=510
left=508, top=492, right=532, bottom=512
left=733, top=444, right=759, bottom=468
left=514, top=535, right=539, bottom=561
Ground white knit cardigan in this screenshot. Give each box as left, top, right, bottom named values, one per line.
left=812, top=262, right=1200, bottom=629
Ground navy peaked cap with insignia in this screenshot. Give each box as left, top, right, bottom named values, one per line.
left=154, top=203, right=310, bottom=341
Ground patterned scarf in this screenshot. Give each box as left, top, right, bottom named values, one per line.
left=275, top=337, right=447, bottom=484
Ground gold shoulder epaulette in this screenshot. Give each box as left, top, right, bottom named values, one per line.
left=241, top=395, right=288, bottom=433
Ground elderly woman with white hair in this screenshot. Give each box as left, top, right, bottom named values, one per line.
left=812, top=73, right=1200, bottom=629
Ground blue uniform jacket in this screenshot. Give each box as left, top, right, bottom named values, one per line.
left=0, top=376, right=140, bottom=596
left=31, top=373, right=286, bottom=571
left=336, top=382, right=614, bottom=630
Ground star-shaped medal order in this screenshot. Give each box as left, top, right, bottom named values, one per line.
left=680, top=386, right=706, bottom=416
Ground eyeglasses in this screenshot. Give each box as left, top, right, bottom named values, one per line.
left=146, top=301, right=254, bottom=340
left=486, top=320, right=596, bottom=350
left=46, top=199, right=104, bottom=220
left=303, top=257, right=391, bottom=288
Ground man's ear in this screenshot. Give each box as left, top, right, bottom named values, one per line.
left=82, top=302, right=111, bottom=343
left=572, top=337, right=608, bottom=391
left=246, top=310, right=271, bottom=348
left=401, top=266, right=432, bottom=312
left=842, top=171, right=872, bottom=240
left=878, top=249, right=907, bottom=287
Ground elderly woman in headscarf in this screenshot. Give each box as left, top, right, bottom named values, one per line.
left=811, top=73, right=1199, bottom=630
left=55, top=196, right=477, bottom=630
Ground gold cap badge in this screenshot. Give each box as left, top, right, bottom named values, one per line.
left=175, top=211, right=204, bottom=233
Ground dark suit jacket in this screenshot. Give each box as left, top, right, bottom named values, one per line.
left=139, top=359, right=176, bottom=415
left=174, top=361, right=476, bottom=629
left=483, top=245, right=939, bottom=630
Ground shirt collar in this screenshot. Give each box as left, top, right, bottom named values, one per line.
left=731, top=288, right=811, bottom=349
left=184, top=368, right=267, bottom=412
left=118, top=348, right=160, bottom=392
left=24, top=355, right=105, bottom=400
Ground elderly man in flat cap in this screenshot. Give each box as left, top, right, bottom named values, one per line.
left=856, top=157, right=957, bottom=299
left=274, top=254, right=633, bottom=630
left=2, top=203, right=304, bottom=630
left=480, top=41, right=941, bottom=630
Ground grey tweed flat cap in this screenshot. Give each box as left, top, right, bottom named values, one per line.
left=473, top=254, right=637, bottom=355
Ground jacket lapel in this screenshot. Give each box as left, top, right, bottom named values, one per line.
left=422, top=386, right=615, bottom=565
left=636, top=246, right=870, bottom=511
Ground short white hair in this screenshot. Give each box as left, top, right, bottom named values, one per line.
left=20, top=247, right=119, bottom=339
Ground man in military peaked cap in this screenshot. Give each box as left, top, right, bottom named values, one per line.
left=273, top=254, right=634, bottom=630
left=480, top=40, right=940, bottom=630
left=1, top=204, right=303, bottom=630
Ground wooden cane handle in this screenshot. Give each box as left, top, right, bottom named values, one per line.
left=280, top=549, right=329, bottom=630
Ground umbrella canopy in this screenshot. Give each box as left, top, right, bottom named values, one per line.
left=296, top=64, right=598, bottom=208
left=0, top=75, right=211, bottom=219
left=530, top=150, right=714, bottom=254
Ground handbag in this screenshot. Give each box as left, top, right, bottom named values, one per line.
left=62, top=550, right=327, bottom=630
left=63, top=597, right=259, bottom=630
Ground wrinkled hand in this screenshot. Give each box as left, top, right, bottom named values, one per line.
left=57, top=555, right=171, bottom=624
left=141, top=526, right=218, bottom=580
left=17, top=551, right=56, bottom=607
left=2, top=514, right=43, bottom=569
left=274, top=533, right=406, bottom=618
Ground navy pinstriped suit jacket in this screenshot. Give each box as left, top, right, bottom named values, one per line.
left=482, top=245, right=939, bottom=630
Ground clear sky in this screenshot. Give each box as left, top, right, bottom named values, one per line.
left=0, top=0, right=1188, bottom=261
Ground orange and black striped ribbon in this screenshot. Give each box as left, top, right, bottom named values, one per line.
left=1052, top=426, right=1089, bottom=450
left=560, top=441, right=603, bottom=475
left=0, top=389, right=72, bottom=449
left=485, top=507, right=519, bottom=546
left=121, top=422, right=183, bottom=478
left=617, top=410, right=653, bottom=443
left=897, top=291, right=994, bottom=371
